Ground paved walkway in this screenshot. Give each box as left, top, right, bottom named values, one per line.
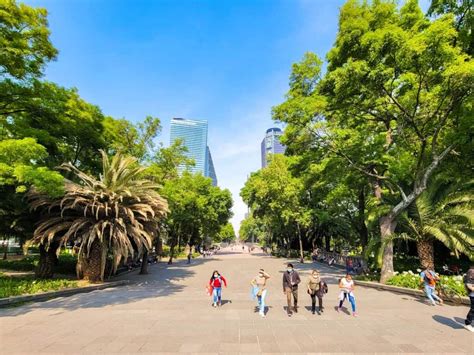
left=0, top=247, right=472, bottom=354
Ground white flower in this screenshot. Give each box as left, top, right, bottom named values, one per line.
left=408, top=270, right=414, bottom=275
left=416, top=268, right=421, bottom=272
left=394, top=271, right=399, bottom=275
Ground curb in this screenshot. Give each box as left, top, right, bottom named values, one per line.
left=355, top=280, right=470, bottom=305
left=0, top=280, right=130, bottom=308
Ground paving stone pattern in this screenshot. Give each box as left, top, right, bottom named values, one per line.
left=0, top=247, right=472, bottom=354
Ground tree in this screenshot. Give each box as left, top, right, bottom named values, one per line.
left=102, top=116, right=161, bottom=162
left=428, top=0, right=473, bottom=55
left=29, top=151, right=168, bottom=281
left=162, top=173, right=233, bottom=264
left=218, top=223, right=236, bottom=243
left=145, top=139, right=195, bottom=182
left=0, top=0, right=57, bottom=80
left=239, top=216, right=264, bottom=244
left=241, top=155, right=311, bottom=262
left=401, top=177, right=474, bottom=269
left=273, top=0, right=473, bottom=282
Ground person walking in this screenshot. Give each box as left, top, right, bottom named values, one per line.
left=187, top=251, right=192, bottom=264
left=463, top=266, right=474, bottom=332
left=282, top=263, right=301, bottom=316
left=251, top=269, right=271, bottom=317
left=337, top=274, right=357, bottom=316
left=209, top=270, right=227, bottom=307
left=307, top=269, right=328, bottom=314
left=419, top=267, right=444, bottom=306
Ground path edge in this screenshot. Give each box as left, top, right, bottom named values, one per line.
left=0, top=280, right=129, bottom=308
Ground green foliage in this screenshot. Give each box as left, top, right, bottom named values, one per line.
left=144, top=139, right=195, bottom=182
left=401, top=177, right=474, bottom=260
left=270, top=0, right=473, bottom=280
left=218, top=223, right=236, bottom=243
left=162, top=173, right=233, bottom=250
left=29, top=151, right=169, bottom=281
left=0, top=253, right=77, bottom=274
left=239, top=216, right=264, bottom=243
left=386, top=271, right=467, bottom=297
left=386, top=271, right=423, bottom=289
left=0, top=0, right=57, bottom=80
left=103, top=116, right=161, bottom=161
left=0, top=275, right=77, bottom=298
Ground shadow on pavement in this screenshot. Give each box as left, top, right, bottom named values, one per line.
left=0, top=257, right=214, bottom=317
left=432, top=315, right=465, bottom=329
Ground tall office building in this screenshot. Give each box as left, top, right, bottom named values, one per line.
left=170, top=118, right=218, bottom=185
left=205, top=146, right=217, bottom=186
left=261, top=127, right=286, bottom=168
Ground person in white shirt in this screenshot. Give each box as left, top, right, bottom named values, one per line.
left=337, top=274, right=357, bottom=316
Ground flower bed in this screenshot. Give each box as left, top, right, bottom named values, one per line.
left=386, top=270, right=467, bottom=297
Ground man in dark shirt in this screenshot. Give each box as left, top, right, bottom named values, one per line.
left=282, top=263, right=301, bottom=316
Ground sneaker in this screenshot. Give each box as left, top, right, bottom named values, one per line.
left=312, top=310, right=315, bottom=315
left=212, top=302, right=217, bottom=307
left=464, top=324, right=474, bottom=332
left=352, top=312, right=357, bottom=317
left=320, top=308, right=324, bottom=313
left=294, top=307, right=298, bottom=313
left=438, top=299, right=444, bottom=305
left=259, top=312, right=265, bottom=317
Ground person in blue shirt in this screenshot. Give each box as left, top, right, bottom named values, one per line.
left=419, top=268, right=443, bottom=306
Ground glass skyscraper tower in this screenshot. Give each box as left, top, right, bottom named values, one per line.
left=261, top=127, right=286, bottom=168
left=170, top=118, right=217, bottom=186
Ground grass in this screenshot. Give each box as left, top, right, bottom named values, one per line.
left=0, top=273, right=78, bottom=298
left=0, top=254, right=77, bottom=275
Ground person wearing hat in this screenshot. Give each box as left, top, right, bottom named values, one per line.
left=282, top=263, right=301, bottom=316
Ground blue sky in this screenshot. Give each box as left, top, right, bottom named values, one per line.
left=25, top=0, right=351, bottom=233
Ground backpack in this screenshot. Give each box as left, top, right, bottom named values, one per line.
left=423, top=271, right=436, bottom=286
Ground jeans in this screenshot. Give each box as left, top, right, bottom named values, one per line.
left=424, top=285, right=441, bottom=304
left=310, top=293, right=323, bottom=312
left=213, top=287, right=222, bottom=303
left=257, top=289, right=267, bottom=314
left=285, top=286, right=298, bottom=311
left=466, top=296, right=474, bottom=325
left=339, top=293, right=356, bottom=312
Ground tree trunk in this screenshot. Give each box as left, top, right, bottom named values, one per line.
left=417, top=238, right=434, bottom=270
left=140, top=250, right=149, bottom=275
left=155, top=236, right=163, bottom=258
left=379, top=215, right=397, bottom=284
left=325, top=234, right=331, bottom=252
left=82, top=240, right=103, bottom=283
left=297, top=224, right=304, bottom=263
left=358, top=188, right=368, bottom=250
left=3, top=238, right=8, bottom=260
left=35, top=242, right=59, bottom=279
left=168, top=243, right=175, bottom=265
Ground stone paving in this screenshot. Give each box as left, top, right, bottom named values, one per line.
left=0, top=247, right=473, bottom=354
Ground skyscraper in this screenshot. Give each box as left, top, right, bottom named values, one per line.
left=261, top=127, right=286, bottom=168
left=170, top=118, right=218, bottom=185
left=206, top=146, right=217, bottom=186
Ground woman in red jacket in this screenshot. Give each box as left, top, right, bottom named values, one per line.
left=210, top=270, right=227, bottom=307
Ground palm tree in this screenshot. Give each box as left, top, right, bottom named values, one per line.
left=29, top=151, right=168, bottom=282
left=402, top=178, right=473, bottom=269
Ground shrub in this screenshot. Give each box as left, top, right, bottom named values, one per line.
left=0, top=256, right=38, bottom=271
left=386, top=271, right=422, bottom=289
left=386, top=271, right=468, bottom=297
left=0, top=254, right=77, bottom=275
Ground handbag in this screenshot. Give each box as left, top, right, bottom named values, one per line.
left=206, top=284, right=213, bottom=296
